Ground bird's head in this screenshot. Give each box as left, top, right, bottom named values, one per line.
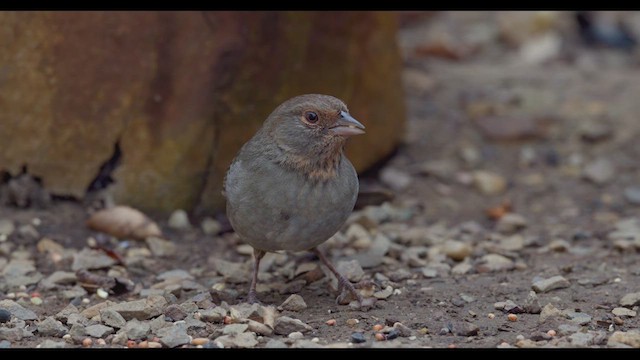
left=264, top=94, right=365, bottom=160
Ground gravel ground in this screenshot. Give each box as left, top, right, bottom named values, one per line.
left=0, top=11, right=639, bottom=349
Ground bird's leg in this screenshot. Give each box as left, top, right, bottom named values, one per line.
left=247, top=248, right=265, bottom=304
left=312, top=247, right=374, bottom=309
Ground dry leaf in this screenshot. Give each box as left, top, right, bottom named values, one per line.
left=86, top=205, right=162, bottom=240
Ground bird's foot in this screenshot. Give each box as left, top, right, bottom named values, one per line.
left=246, top=290, right=262, bottom=305
left=335, top=277, right=375, bottom=310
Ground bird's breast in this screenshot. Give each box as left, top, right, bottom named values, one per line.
left=226, top=157, right=358, bottom=252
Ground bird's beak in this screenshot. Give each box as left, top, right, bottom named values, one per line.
left=329, top=111, right=366, bottom=137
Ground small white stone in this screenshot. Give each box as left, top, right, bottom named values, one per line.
left=32, top=218, right=42, bottom=226
left=82, top=298, right=90, bottom=304
left=288, top=331, right=304, bottom=340
left=97, top=288, right=109, bottom=299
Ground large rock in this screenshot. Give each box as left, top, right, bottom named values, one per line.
left=0, top=12, right=406, bottom=214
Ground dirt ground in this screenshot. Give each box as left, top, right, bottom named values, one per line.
left=1, top=11, right=640, bottom=348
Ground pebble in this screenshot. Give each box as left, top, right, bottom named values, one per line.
left=336, top=260, right=365, bottom=282
left=385, top=329, right=400, bottom=340
left=624, top=186, right=640, bottom=205
left=421, top=267, right=438, bottom=278
left=38, top=340, right=67, bottom=348
left=488, top=313, right=495, bottom=319
left=37, top=316, right=69, bottom=337
left=494, top=300, right=524, bottom=314
left=548, top=239, right=571, bottom=252
left=85, top=324, right=115, bottom=338
left=265, top=339, right=288, bottom=348
left=547, top=330, right=556, bottom=337
left=326, top=319, right=336, bottom=326
left=524, top=291, right=542, bottom=314
left=274, top=316, right=313, bottom=335
left=148, top=341, right=163, bottom=348
left=451, top=263, right=472, bottom=275
left=582, top=158, right=614, bottom=185
left=569, top=331, right=594, bottom=347
left=29, top=296, right=42, bottom=306
left=223, top=323, right=248, bottom=335
left=608, top=331, right=640, bottom=348
left=246, top=320, right=272, bottom=336
left=579, top=120, right=612, bottom=142
left=612, top=307, right=637, bottom=317
left=374, top=286, right=394, bottom=299
left=288, top=331, right=304, bottom=340
left=40, top=271, right=77, bottom=289
left=539, top=303, right=563, bottom=323
left=146, top=236, right=177, bottom=257
left=473, top=170, right=507, bottom=195
left=71, top=249, right=117, bottom=271
left=0, top=300, right=37, bottom=320
left=168, top=209, right=191, bottom=229
left=476, top=254, right=515, bottom=272
left=565, top=311, right=591, bottom=325
left=0, top=309, right=11, bottom=323
left=102, top=295, right=167, bottom=320
left=157, top=323, right=191, bottom=348
left=198, top=307, right=227, bottom=323
left=0, top=219, right=15, bottom=236
left=82, top=338, right=93, bottom=347
left=278, top=294, right=308, bottom=312
left=374, top=333, right=386, bottom=341
left=201, top=217, right=222, bottom=235
left=532, top=275, right=570, bottom=293
left=164, top=304, right=187, bottom=321
left=497, top=235, right=526, bottom=251
left=620, top=292, right=640, bottom=307
left=508, top=314, right=518, bottom=322
left=388, top=268, right=413, bottom=282
left=213, top=333, right=258, bottom=348
left=455, top=322, right=479, bottom=336
left=100, top=308, right=127, bottom=329
left=495, top=213, right=527, bottom=234
left=442, top=240, right=472, bottom=261
left=81, top=301, right=112, bottom=319
left=123, top=319, right=150, bottom=339
left=346, top=318, right=359, bottom=327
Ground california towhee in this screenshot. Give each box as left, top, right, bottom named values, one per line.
left=224, top=94, right=374, bottom=308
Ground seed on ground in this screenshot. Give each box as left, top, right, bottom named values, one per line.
left=191, top=338, right=209, bottom=346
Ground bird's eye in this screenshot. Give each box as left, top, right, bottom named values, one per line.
left=305, top=112, right=318, bottom=123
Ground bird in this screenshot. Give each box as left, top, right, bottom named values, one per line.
left=223, top=94, right=374, bottom=308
